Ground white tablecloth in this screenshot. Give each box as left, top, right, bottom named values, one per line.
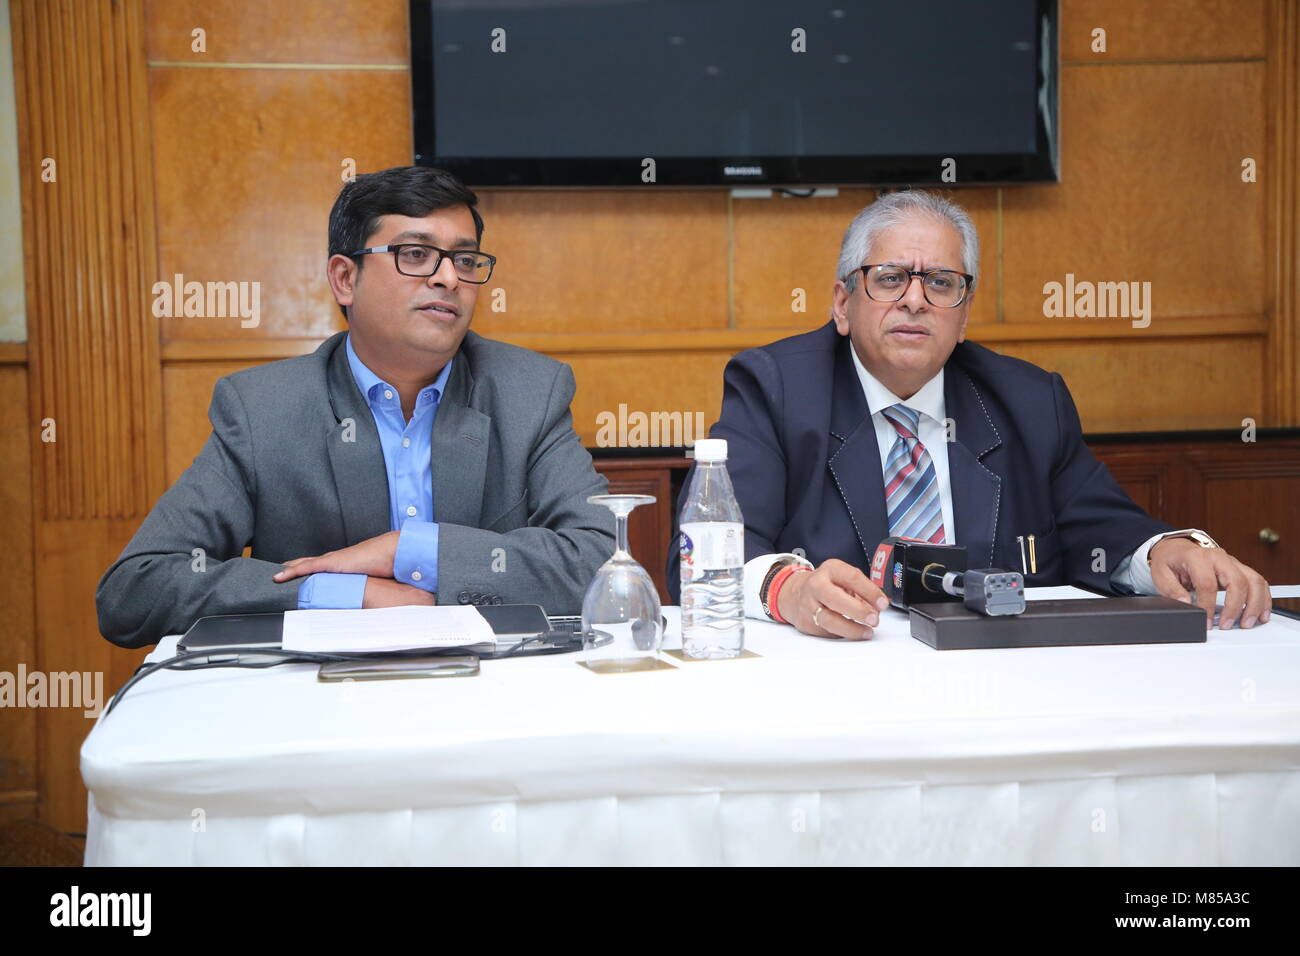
left=82, top=587, right=1300, bottom=865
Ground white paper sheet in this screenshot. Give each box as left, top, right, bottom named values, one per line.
left=281, top=605, right=495, bottom=653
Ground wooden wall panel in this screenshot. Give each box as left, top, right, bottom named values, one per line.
left=1001, top=62, right=1265, bottom=323
left=994, top=337, right=1264, bottom=433
left=1061, top=0, right=1266, bottom=60
left=732, top=188, right=875, bottom=329
left=33, top=519, right=150, bottom=831
left=1266, top=0, right=1299, bottom=424
left=11, top=0, right=163, bottom=834
left=473, top=190, right=731, bottom=335
left=561, top=351, right=731, bottom=447
left=0, top=366, right=36, bottom=811
left=144, top=0, right=409, bottom=65
left=163, top=362, right=254, bottom=482
left=150, top=66, right=409, bottom=342
left=13, top=0, right=165, bottom=520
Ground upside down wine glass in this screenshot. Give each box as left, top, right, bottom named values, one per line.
left=581, top=494, right=663, bottom=672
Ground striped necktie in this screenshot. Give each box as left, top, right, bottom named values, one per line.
left=881, top=403, right=946, bottom=543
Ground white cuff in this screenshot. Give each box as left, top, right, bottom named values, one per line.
left=743, top=553, right=812, bottom=622
left=1113, top=528, right=1206, bottom=595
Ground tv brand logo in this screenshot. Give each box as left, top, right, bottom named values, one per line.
left=723, top=165, right=764, bottom=177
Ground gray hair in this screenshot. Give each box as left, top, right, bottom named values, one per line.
left=836, top=190, right=979, bottom=295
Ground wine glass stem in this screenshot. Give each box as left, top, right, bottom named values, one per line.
left=615, top=512, right=630, bottom=556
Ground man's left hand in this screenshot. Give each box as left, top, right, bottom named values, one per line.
left=1148, top=537, right=1271, bottom=629
left=273, top=530, right=401, bottom=582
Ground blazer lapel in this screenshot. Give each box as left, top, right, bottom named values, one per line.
left=828, top=337, right=888, bottom=563
left=943, top=362, right=1002, bottom=567
left=324, top=334, right=392, bottom=544
left=430, top=352, right=490, bottom=528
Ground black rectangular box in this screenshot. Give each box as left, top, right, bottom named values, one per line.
left=908, top=596, right=1207, bottom=650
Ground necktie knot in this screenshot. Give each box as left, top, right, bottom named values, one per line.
left=882, top=403, right=921, bottom=441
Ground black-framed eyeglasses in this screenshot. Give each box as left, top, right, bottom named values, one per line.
left=849, top=264, right=974, bottom=308
left=349, top=244, right=497, bottom=283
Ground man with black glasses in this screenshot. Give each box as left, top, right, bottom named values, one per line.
left=98, top=166, right=614, bottom=648
left=669, top=190, right=1271, bottom=639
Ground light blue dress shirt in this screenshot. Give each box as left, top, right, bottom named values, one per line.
left=296, top=333, right=452, bottom=609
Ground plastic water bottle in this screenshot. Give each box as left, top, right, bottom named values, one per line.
left=679, top=438, right=744, bottom=658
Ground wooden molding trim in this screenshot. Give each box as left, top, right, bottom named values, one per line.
left=0, top=343, right=28, bottom=365
left=159, top=315, right=1270, bottom=363
left=12, top=0, right=165, bottom=519
left=1266, top=0, right=1299, bottom=425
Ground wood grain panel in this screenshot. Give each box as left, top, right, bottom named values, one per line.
left=732, top=188, right=875, bottom=328
left=163, top=362, right=256, bottom=483
left=471, top=190, right=730, bottom=335
left=1061, top=0, right=1266, bottom=61
left=1192, top=447, right=1300, bottom=581
left=733, top=187, right=1000, bottom=328
left=12, top=0, right=165, bottom=519
left=1266, top=0, right=1299, bottom=425
left=0, top=367, right=36, bottom=798
left=1090, top=447, right=1176, bottom=518
left=33, top=519, right=151, bottom=833
left=1002, top=62, right=1265, bottom=323
left=144, top=0, right=409, bottom=65
left=0, top=799, right=41, bottom=825
left=559, top=351, right=733, bottom=447
left=149, top=66, right=410, bottom=341
left=990, top=337, right=1264, bottom=433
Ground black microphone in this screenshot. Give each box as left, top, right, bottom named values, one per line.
left=921, top=566, right=1026, bottom=616
left=869, top=537, right=1025, bottom=616
left=869, top=537, right=967, bottom=610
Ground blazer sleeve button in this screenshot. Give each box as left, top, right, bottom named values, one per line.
left=457, top=590, right=471, bottom=604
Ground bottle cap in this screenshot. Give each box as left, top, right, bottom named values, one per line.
left=693, top=438, right=728, bottom=462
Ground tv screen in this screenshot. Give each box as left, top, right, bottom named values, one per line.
left=411, top=0, right=1058, bottom=188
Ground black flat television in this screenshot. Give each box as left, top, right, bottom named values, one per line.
left=410, top=0, right=1059, bottom=188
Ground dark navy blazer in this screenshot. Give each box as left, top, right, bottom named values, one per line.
left=668, top=321, right=1173, bottom=602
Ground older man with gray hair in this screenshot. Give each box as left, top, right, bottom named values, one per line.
left=668, top=190, right=1270, bottom=637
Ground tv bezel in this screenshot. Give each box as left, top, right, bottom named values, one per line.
left=409, top=0, right=1059, bottom=189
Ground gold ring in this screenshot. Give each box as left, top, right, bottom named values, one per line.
left=813, top=605, right=823, bottom=628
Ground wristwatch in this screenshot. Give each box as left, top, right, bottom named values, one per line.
left=1148, top=529, right=1219, bottom=564
left=759, top=554, right=813, bottom=620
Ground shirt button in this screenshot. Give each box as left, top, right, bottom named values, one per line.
left=402, top=437, right=411, bottom=448
left=406, top=505, right=417, bottom=517
left=411, top=570, right=422, bottom=582
left=383, top=389, right=393, bottom=400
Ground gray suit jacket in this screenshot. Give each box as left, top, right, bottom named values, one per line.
left=97, top=330, right=615, bottom=648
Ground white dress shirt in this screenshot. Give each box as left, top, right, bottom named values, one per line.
left=742, top=351, right=1188, bottom=621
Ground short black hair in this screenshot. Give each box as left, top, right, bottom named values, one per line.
left=327, top=166, right=485, bottom=319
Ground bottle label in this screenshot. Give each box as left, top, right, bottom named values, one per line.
left=680, top=522, right=744, bottom=579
